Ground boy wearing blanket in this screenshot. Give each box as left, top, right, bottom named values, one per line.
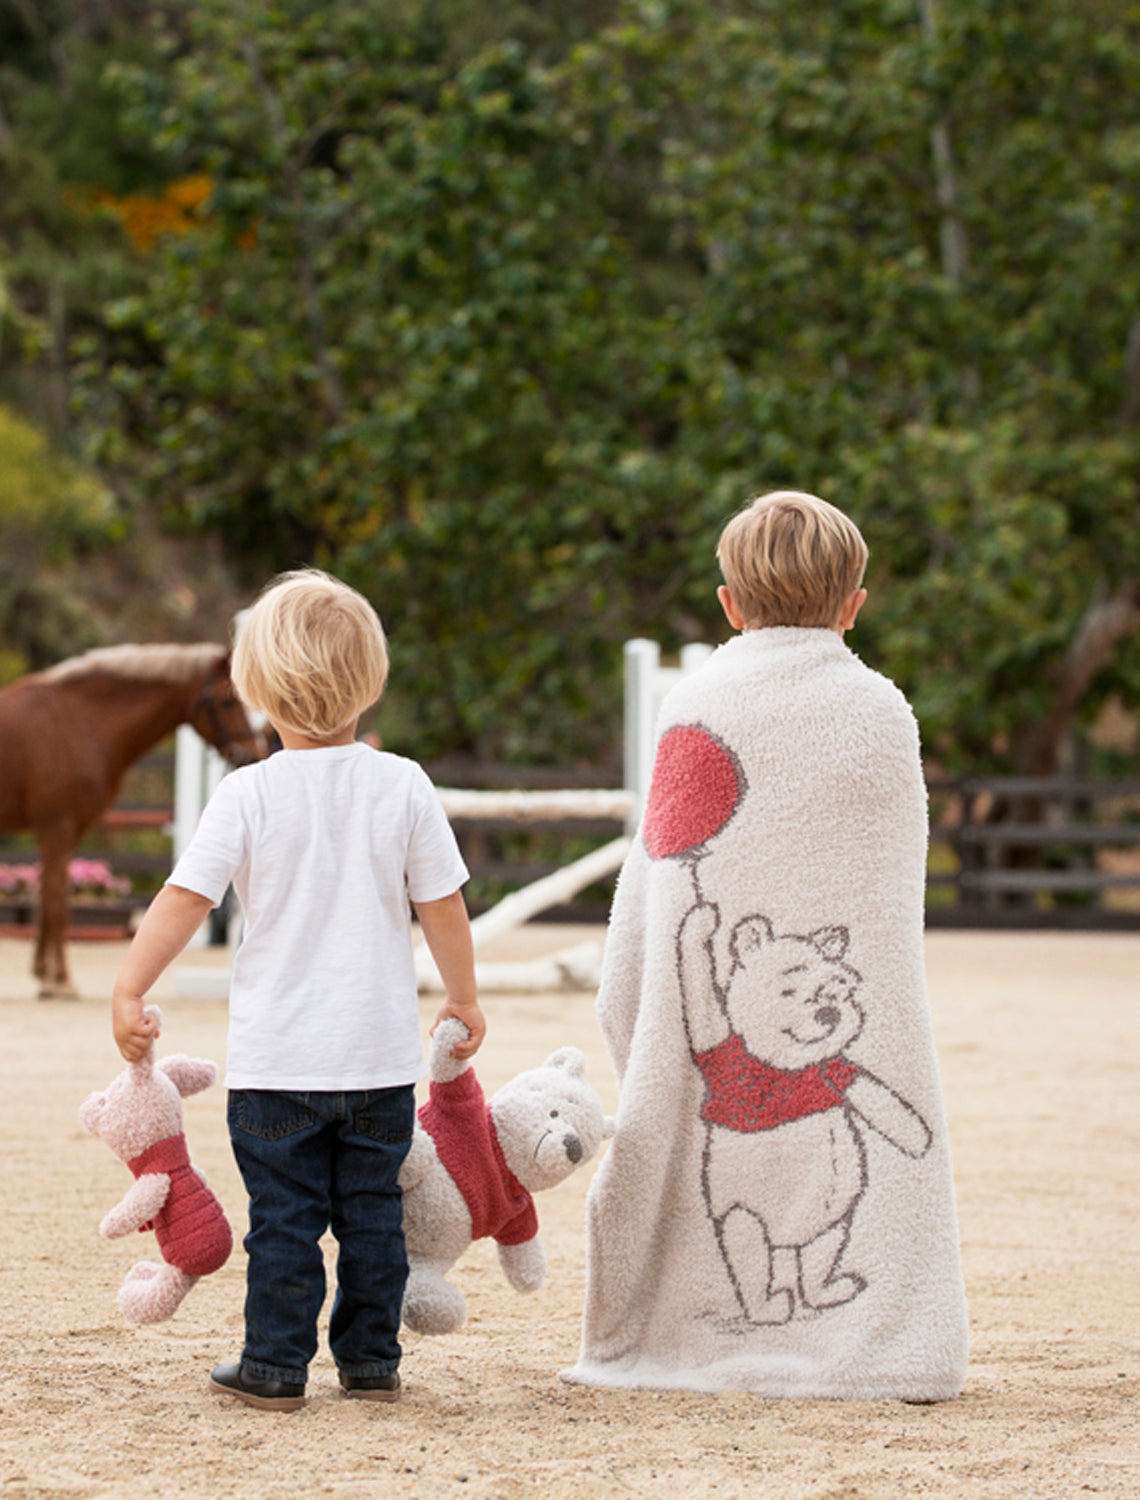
left=566, top=491, right=968, bottom=1400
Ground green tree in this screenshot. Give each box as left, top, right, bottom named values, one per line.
left=571, top=0, right=1140, bottom=773
left=0, top=402, right=118, bottom=679
left=0, top=2, right=177, bottom=669
left=0, top=0, right=177, bottom=438
left=82, top=1, right=711, bottom=758
left=77, top=0, right=1140, bottom=772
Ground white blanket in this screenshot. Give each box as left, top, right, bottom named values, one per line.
left=565, top=628, right=968, bottom=1399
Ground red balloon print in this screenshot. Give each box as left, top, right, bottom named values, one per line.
left=642, top=724, right=744, bottom=860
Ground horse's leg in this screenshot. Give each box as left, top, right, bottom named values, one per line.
left=35, top=825, right=79, bottom=999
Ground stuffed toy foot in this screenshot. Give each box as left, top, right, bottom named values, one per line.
left=118, top=1260, right=198, bottom=1323
left=402, top=1263, right=468, bottom=1335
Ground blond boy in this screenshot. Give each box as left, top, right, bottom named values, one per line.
left=113, top=570, right=483, bottom=1410
left=567, top=492, right=968, bottom=1400
left=715, top=489, right=868, bottom=634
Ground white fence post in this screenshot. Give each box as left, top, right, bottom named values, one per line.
left=173, top=724, right=204, bottom=864
left=173, top=724, right=225, bottom=949
left=623, top=639, right=659, bottom=830
left=680, top=641, right=715, bottom=675
left=623, top=638, right=713, bottom=828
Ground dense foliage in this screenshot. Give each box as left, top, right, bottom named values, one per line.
left=4, top=0, right=1140, bottom=769
left=0, top=403, right=119, bottom=680
left=0, top=0, right=167, bottom=677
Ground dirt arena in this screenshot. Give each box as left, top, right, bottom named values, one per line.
left=1, top=925, right=1137, bottom=1498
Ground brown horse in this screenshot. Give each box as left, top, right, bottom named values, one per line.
left=0, top=644, right=266, bottom=997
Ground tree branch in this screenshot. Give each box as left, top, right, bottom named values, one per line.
left=1013, top=582, right=1140, bottom=773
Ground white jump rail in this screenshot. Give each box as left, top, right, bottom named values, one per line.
left=432, top=788, right=635, bottom=823
left=413, top=827, right=633, bottom=993
left=174, top=638, right=711, bottom=997
left=172, top=724, right=227, bottom=951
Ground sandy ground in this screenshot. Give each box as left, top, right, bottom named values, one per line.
left=1, top=924, right=1138, bottom=1499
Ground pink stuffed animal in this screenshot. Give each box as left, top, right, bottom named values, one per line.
left=79, top=1005, right=232, bottom=1323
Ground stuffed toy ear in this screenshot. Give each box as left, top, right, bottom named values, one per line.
left=158, top=1055, right=218, bottom=1098
left=544, top=1046, right=586, bottom=1078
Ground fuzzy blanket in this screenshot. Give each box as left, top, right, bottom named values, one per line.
left=565, top=627, right=969, bottom=1399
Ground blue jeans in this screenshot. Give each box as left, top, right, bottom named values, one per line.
left=227, top=1086, right=415, bottom=1386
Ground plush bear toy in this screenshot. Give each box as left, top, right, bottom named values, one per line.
left=399, top=1018, right=614, bottom=1335
left=79, top=1005, right=233, bottom=1324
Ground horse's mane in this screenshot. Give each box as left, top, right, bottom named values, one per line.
left=43, top=643, right=228, bottom=685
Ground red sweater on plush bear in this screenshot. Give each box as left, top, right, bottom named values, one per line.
left=418, top=1069, right=539, bottom=1247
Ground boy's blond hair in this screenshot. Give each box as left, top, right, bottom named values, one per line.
left=716, top=490, right=868, bottom=629
left=232, top=569, right=388, bottom=739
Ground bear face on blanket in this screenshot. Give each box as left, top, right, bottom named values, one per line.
left=709, top=913, right=865, bottom=1067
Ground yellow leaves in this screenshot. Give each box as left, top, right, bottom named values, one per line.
left=162, top=175, right=213, bottom=213
left=82, top=174, right=214, bottom=253
left=76, top=175, right=262, bottom=250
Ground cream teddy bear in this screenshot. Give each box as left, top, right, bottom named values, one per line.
left=79, top=1006, right=232, bottom=1323
left=399, top=1018, right=613, bottom=1334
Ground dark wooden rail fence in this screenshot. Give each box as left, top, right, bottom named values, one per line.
left=448, top=773, right=1140, bottom=929
left=926, top=775, right=1140, bottom=929
left=2, top=756, right=1138, bottom=934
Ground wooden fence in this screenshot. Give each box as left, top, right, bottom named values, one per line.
left=926, top=775, right=1140, bottom=929
left=2, top=756, right=1138, bottom=935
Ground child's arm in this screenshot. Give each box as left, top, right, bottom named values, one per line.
left=412, top=889, right=485, bottom=1060
left=112, top=884, right=214, bottom=1061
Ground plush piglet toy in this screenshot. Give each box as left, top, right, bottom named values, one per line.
left=79, top=1005, right=232, bottom=1323
left=399, top=1017, right=614, bottom=1335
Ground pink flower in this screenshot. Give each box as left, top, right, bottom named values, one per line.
left=0, top=864, right=40, bottom=896
left=67, top=859, right=131, bottom=897
left=0, top=861, right=131, bottom=898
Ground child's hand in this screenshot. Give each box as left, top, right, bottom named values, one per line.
left=112, top=994, right=159, bottom=1062
left=430, top=1000, right=486, bottom=1059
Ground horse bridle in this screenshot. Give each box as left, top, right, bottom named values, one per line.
left=192, top=678, right=265, bottom=765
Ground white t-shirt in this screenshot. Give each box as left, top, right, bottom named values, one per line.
left=168, top=742, right=468, bottom=1091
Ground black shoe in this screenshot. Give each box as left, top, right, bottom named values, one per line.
left=209, top=1361, right=306, bottom=1412
left=338, top=1369, right=401, bottom=1403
